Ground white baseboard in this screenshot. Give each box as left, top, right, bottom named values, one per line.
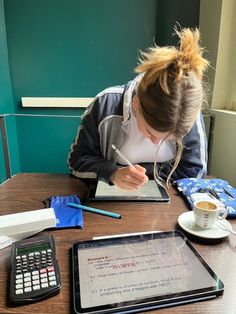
left=21, top=97, right=94, bottom=108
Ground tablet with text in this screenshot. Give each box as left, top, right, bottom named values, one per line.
left=72, top=231, right=224, bottom=314
left=88, top=180, right=170, bottom=202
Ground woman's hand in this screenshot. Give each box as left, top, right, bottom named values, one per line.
left=110, top=165, right=148, bottom=190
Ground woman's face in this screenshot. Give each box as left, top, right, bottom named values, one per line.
left=133, top=95, right=175, bottom=144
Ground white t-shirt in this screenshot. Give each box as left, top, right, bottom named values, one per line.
left=116, top=108, right=176, bottom=165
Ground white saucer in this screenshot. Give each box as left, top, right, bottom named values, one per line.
left=178, top=211, right=231, bottom=239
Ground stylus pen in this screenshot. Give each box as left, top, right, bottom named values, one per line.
left=111, top=144, right=135, bottom=168
left=67, top=203, right=121, bottom=219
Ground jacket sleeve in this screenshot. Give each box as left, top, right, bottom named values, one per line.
left=68, top=98, right=119, bottom=183
left=158, top=113, right=208, bottom=181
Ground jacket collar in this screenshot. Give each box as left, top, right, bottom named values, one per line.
left=122, top=74, right=143, bottom=125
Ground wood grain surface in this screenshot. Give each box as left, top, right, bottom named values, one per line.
left=0, top=173, right=236, bottom=314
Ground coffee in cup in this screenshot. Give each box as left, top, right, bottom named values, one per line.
left=193, top=200, right=228, bottom=229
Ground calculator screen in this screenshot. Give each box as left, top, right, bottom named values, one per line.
left=17, top=243, right=50, bottom=255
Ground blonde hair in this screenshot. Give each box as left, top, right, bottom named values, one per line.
left=134, top=28, right=209, bottom=186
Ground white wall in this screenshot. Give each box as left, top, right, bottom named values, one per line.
left=211, top=0, right=236, bottom=110
left=210, top=111, right=236, bottom=185
left=200, top=0, right=236, bottom=186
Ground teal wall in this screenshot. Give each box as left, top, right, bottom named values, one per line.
left=0, top=0, right=13, bottom=114
left=0, top=0, right=200, bottom=182
left=6, top=115, right=82, bottom=174
left=0, top=0, right=19, bottom=182
left=2, top=0, right=158, bottom=177
left=4, top=0, right=157, bottom=115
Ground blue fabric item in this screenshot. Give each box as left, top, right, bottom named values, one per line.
left=175, top=178, right=236, bottom=218
left=49, top=195, right=83, bottom=229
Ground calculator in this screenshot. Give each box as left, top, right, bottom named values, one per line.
left=10, top=235, right=61, bottom=305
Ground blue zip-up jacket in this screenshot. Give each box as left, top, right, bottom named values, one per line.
left=68, top=76, right=208, bottom=184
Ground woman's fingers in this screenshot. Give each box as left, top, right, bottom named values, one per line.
left=110, top=166, right=148, bottom=190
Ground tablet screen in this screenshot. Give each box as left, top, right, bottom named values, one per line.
left=96, top=180, right=162, bottom=198
left=88, top=180, right=170, bottom=202
left=72, top=231, right=223, bottom=314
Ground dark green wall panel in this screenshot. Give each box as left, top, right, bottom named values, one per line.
left=0, top=0, right=19, bottom=182
left=4, top=0, right=157, bottom=114
left=0, top=0, right=14, bottom=114
left=156, top=0, right=200, bottom=46
left=5, top=116, right=20, bottom=175
left=9, top=115, right=81, bottom=173
left=3, top=0, right=158, bottom=175
left=0, top=123, right=7, bottom=183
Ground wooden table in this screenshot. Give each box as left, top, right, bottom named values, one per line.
left=0, top=173, right=236, bottom=314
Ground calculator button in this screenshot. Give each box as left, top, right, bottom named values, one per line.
left=47, top=266, right=54, bottom=272
left=49, top=276, right=56, bottom=281
left=33, top=285, right=40, bottom=290
left=32, top=270, right=39, bottom=275
left=24, top=287, right=32, bottom=293
left=41, top=283, right=49, bottom=288
left=21, top=255, right=27, bottom=259
left=40, top=273, right=47, bottom=278
left=48, top=271, right=55, bottom=277
left=49, top=281, right=57, bottom=286
left=40, top=269, right=47, bottom=274
left=15, top=284, right=23, bottom=289
left=41, top=278, right=48, bottom=283
left=16, top=274, right=23, bottom=279
left=24, top=282, right=32, bottom=287
left=32, top=274, right=39, bottom=280
left=24, top=272, right=31, bottom=278
left=32, top=280, right=40, bottom=285
left=15, top=289, right=23, bottom=295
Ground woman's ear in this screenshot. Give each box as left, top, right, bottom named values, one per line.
left=132, top=95, right=140, bottom=111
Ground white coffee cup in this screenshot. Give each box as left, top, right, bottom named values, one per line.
left=193, top=200, right=228, bottom=229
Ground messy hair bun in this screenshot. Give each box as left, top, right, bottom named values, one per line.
left=135, top=28, right=209, bottom=95
left=134, top=28, right=209, bottom=187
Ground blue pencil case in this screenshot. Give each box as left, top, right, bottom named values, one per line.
left=44, top=195, right=83, bottom=229
left=175, top=178, right=236, bottom=218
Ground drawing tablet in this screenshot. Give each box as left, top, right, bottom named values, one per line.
left=88, top=180, right=170, bottom=202
left=72, top=231, right=224, bottom=314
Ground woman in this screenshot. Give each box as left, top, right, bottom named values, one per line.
left=68, top=28, right=209, bottom=190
